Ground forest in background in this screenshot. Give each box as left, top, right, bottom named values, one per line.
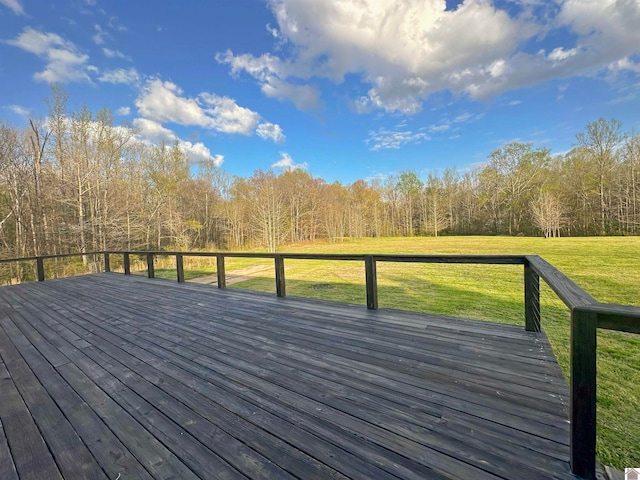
left=1, top=86, right=639, bottom=258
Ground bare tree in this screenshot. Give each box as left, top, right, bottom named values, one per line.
left=420, top=174, right=448, bottom=237
left=532, top=191, right=564, bottom=237
left=576, top=118, right=624, bottom=235
left=247, top=170, right=288, bottom=252
left=621, top=134, right=640, bottom=233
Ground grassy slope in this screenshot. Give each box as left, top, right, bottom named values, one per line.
left=176, top=236, right=639, bottom=469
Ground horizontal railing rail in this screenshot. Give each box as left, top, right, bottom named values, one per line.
left=0, top=250, right=105, bottom=263
left=0, top=251, right=105, bottom=282
left=0, top=249, right=638, bottom=479
left=526, top=255, right=598, bottom=309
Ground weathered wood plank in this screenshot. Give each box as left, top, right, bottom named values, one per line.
left=6, top=284, right=389, bottom=480
left=23, top=282, right=500, bottom=479
left=0, top=317, right=108, bottom=480
left=64, top=275, right=562, bottom=370
left=0, top=346, right=63, bottom=480
left=0, top=274, right=579, bottom=480
left=29, top=290, right=445, bottom=480
left=57, top=362, right=200, bottom=480
left=5, top=291, right=296, bottom=479
left=0, top=388, right=19, bottom=480
left=0, top=306, right=155, bottom=480
left=85, top=282, right=556, bottom=400
left=40, top=276, right=568, bottom=434
left=46, top=278, right=568, bottom=472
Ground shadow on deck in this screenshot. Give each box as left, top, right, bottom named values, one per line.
left=0, top=273, right=579, bottom=479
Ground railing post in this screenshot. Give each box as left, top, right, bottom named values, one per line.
left=146, top=253, right=155, bottom=279
left=365, top=255, right=378, bottom=310
left=216, top=255, right=226, bottom=289
left=275, top=254, right=286, bottom=297
left=104, top=252, right=111, bottom=273
left=176, top=254, right=184, bottom=283
left=524, top=264, right=540, bottom=332
left=570, top=307, right=597, bottom=480
left=36, top=257, right=45, bottom=282
left=123, top=253, right=131, bottom=275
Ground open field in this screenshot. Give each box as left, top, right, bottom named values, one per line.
left=152, top=236, right=639, bottom=470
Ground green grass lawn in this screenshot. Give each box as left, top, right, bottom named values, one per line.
left=138, top=236, right=640, bottom=469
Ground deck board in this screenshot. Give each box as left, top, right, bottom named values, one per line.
left=0, top=273, right=579, bottom=479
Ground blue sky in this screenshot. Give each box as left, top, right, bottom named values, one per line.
left=1, top=0, right=640, bottom=183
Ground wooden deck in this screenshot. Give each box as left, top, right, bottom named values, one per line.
left=0, top=273, right=579, bottom=479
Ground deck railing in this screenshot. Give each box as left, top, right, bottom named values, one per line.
left=2, top=249, right=639, bottom=479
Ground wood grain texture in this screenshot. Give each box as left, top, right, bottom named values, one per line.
left=0, top=273, right=580, bottom=480
left=526, top=255, right=596, bottom=309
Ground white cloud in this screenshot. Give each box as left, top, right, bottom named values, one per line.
left=0, top=0, right=24, bottom=15
left=116, top=106, right=130, bottom=116
left=102, top=47, right=131, bottom=61
left=548, top=47, right=578, bottom=62
left=217, top=50, right=320, bottom=111
left=609, top=57, right=640, bottom=74
left=428, top=124, right=450, bottom=133
left=132, top=117, right=175, bottom=143
left=134, top=79, right=282, bottom=141
left=272, top=152, right=307, bottom=171
left=98, top=68, right=139, bottom=84
left=219, top=0, right=640, bottom=114
left=198, top=92, right=262, bottom=135
left=132, top=117, right=223, bottom=166
left=107, top=17, right=127, bottom=32
left=7, top=27, right=93, bottom=83
left=256, top=122, right=285, bottom=144
left=251, top=0, right=527, bottom=112
left=366, top=128, right=430, bottom=151
left=416, top=111, right=483, bottom=139
left=6, top=104, right=29, bottom=117
left=261, top=77, right=320, bottom=110
left=8, top=27, right=72, bottom=56
left=181, top=141, right=223, bottom=166
left=217, top=50, right=286, bottom=81
left=36, top=49, right=91, bottom=83
left=92, top=24, right=106, bottom=45
left=266, top=24, right=280, bottom=40
left=136, top=80, right=211, bottom=126
left=350, top=96, right=373, bottom=114
left=452, top=113, right=474, bottom=123
left=209, top=154, right=225, bottom=168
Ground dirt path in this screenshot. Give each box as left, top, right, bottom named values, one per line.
left=187, top=264, right=272, bottom=286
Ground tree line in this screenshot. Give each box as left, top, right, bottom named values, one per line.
left=1, top=88, right=639, bottom=259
